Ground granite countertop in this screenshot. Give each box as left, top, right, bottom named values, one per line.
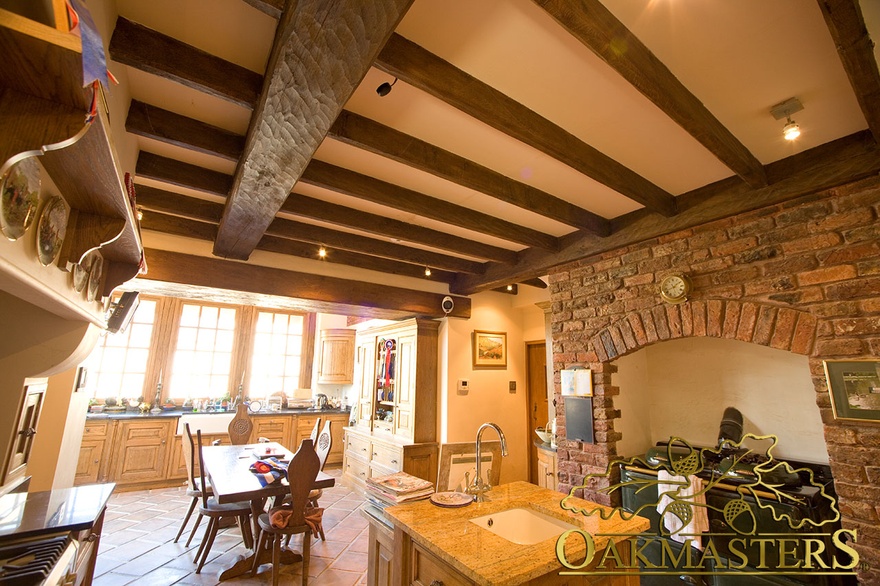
left=86, top=407, right=350, bottom=420
left=0, top=483, right=115, bottom=540
left=383, top=481, right=649, bottom=586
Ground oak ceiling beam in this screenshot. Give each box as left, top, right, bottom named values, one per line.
left=136, top=152, right=232, bottom=197
left=329, top=111, right=610, bottom=234
left=135, top=183, right=486, bottom=274
left=532, top=0, right=767, bottom=189
left=452, top=130, right=880, bottom=294
left=281, top=193, right=518, bottom=264
left=215, top=0, right=415, bottom=260
left=142, top=248, right=472, bottom=319
left=109, top=17, right=262, bottom=109
left=301, top=160, right=560, bottom=250
left=376, top=33, right=676, bottom=217
left=241, top=0, right=284, bottom=19
left=817, top=0, right=880, bottom=142
left=140, top=212, right=458, bottom=283
left=126, top=100, right=245, bottom=162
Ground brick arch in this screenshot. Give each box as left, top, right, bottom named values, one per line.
left=589, top=299, right=818, bottom=363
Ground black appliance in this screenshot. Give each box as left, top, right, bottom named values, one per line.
left=617, top=408, right=853, bottom=586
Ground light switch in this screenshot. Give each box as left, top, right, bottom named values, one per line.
left=509, top=381, right=516, bottom=393
left=457, top=379, right=469, bottom=395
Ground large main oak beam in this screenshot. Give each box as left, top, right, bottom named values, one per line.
left=376, top=34, right=676, bottom=217
left=452, top=131, right=880, bottom=294
left=215, top=0, right=414, bottom=260
left=817, top=0, right=880, bottom=142
left=329, top=111, right=610, bottom=234
left=142, top=248, right=472, bottom=319
left=533, top=0, right=767, bottom=190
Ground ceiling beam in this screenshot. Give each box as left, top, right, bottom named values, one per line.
left=281, top=193, right=518, bottom=264
left=241, top=0, right=284, bottom=19
left=136, top=152, right=232, bottom=197
left=135, top=183, right=486, bottom=274
left=135, top=152, right=511, bottom=263
left=376, top=33, right=676, bottom=217
left=126, top=100, right=245, bottom=162
left=329, top=111, right=610, bottom=234
left=816, top=0, right=880, bottom=142
left=301, top=160, right=561, bottom=250
left=215, top=0, right=415, bottom=260
left=142, top=248, right=472, bottom=319
left=452, top=130, right=880, bottom=294
left=532, top=0, right=767, bottom=190
left=109, top=17, right=262, bottom=109
left=140, top=211, right=458, bottom=283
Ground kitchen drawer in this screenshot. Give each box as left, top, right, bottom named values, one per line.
left=369, top=460, right=397, bottom=479
left=83, top=421, right=109, bottom=438
left=346, top=456, right=369, bottom=483
left=346, top=433, right=371, bottom=461
left=410, top=541, right=472, bottom=586
left=370, top=441, right=403, bottom=470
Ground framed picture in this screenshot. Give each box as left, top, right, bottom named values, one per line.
left=472, top=330, right=507, bottom=369
left=824, top=360, right=880, bottom=423
left=561, top=368, right=593, bottom=397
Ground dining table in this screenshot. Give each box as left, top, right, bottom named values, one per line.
left=200, top=441, right=335, bottom=581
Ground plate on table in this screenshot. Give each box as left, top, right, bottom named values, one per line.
left=36, top=195, right=68, bottom=266
left=86, top=253, right=103, bottom=302
left=0, top=157, right=41, bottom=241
left=429, top=492, right=473, bottom=508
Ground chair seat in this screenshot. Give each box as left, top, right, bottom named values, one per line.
left=257, top=512, right=310, bottom=535
left=200, top=497, right=253, bottom=516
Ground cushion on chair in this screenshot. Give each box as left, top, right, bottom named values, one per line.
left=267, top=504, right=324, bottom=536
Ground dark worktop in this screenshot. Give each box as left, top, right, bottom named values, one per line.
left=86, top=407, right=350, bottom=420
left=0, top=483, right=115, bottom=540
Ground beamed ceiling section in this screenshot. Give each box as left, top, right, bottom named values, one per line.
left=107, top=0, right=880, bottom=316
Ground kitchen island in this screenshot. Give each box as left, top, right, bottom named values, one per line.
left=370, top=481, right=649, bottom=586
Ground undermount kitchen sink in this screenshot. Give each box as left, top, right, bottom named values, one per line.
left=469, top=507, right=579, bottom=545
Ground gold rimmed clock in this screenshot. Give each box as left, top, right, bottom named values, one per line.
left=659, top=273, right=691, bottom=304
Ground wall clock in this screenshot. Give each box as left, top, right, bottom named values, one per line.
left=659, top=273, right=691, bottom=304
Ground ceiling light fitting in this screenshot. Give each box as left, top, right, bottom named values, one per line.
left=376, top=77, right=398, bottom=97
left=318, top=246, right=327, bottom=258
left=424, top=267, right=431, bottom=277
left=769, top=97, right=803, bottom=141
left=506, top=284, right=513, bottom=291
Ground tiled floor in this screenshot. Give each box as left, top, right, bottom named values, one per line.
left=93, top=469, right=370, bottom=585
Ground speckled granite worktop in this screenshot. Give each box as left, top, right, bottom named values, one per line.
left=384, top=481, right=649, bottom=586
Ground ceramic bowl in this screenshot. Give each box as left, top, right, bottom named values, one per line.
left=535, top=427, right=552, bottom=443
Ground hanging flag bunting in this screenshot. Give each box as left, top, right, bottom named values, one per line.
left=67, top=0, right=109, bottom=90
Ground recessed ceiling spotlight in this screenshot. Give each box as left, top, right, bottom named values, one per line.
left=376, top=77, right=398, bottom=97
left=424, top=267, right=432, bottom=277
left=318, top=246, right=327, bottom=258
left=506, top=284, right=513, bottom=291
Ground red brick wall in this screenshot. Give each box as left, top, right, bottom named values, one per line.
left=548, top=175, right=880, bottom=581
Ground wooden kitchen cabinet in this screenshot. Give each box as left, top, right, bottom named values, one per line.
left=109, top=419, right=174, bottom=487
left=166, top=431, right=225, bottom=481
left=251, top=416, right=291, bottom=445
left=536, top=446, right=558, bottom=491
left=317, top=328, right=356, bottom=384
left=365, top=513, right=395, bottom=586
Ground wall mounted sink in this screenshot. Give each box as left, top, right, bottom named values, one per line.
left=469, top=507, right=578, bottom=545
left=176, top=413, right=234, bottom=435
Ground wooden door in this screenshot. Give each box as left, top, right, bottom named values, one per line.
left=75, top=440, right=105, bottom=485
left=354, top=338, right=375, bottom=429
left=317, top=329, right=355, bottom=384
left=394, top=333, right=416, bottom=438
left=526, top=341, right=548, bottom=485
left=112, top=420, right=173, bottom=485
left=5, top=385, right=44, bottom=484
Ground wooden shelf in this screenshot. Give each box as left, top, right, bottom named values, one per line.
left=0, top=8, right=143, bottom=303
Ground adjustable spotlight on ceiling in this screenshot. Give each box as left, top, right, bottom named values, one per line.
left=376, top=77, right=398, bottom=97
left=769, top=97, right=804, bottom=141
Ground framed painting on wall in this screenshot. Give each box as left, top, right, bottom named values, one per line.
left=824, top=360, right=880, bottom=423
left=472, top=330, right=507, bottom=369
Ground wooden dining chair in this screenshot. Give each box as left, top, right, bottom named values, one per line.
left=193, top=429, right=255, bottom=574
left=309, top=417, right=322, bottom=443
left=228, top=402, right=254, bottom=445
left=174, top=423, right=214, bottom=545
left=251, top=438, right=320, bottom=586
left=436, top=441, right=503, bottom=492
left=286, top=420, right=332, bottom=543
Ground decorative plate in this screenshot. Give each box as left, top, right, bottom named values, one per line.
left=87, top=252, right=104, bottom=302
left=0, top=157, right=41, bottom=241
left=36, top=195, right=68, bottom=266
left=248, top=400, right=262, bottom=413
left=429, top=492, right=473, bottom=508
left=72, top=258, right=90, bottom=293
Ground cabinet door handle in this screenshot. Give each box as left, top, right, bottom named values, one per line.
left=546, top=471, right=554, bottom=476
left=19, top=427, right=36, bottom=438
left=391, top=459, right=398, bottom=464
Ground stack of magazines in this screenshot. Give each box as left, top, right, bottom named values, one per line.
left=365, top=471, right=434, bottom=509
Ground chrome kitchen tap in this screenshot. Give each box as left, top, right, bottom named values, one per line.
left=467, top=422, right=508, bottom=502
